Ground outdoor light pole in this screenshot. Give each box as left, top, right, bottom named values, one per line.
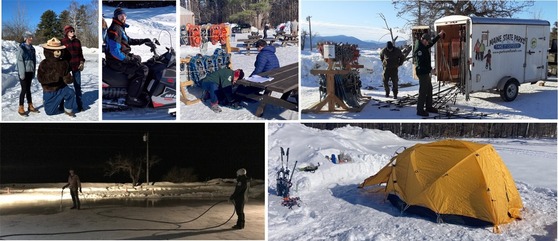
left=307, top=16, right=312, bottom=51
left=143, top=132, right=149, bottom=185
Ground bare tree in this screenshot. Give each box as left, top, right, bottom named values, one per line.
left=393, top=0, right=535, bottom=28
left=2, top=0, right=31, bottom=41
left=105, top=153, right=161, bottom=186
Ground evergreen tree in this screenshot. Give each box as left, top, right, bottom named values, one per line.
left=36, top=10, right=62, bottom=43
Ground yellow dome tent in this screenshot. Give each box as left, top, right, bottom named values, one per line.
left=359, top=139, right=523, bottom=233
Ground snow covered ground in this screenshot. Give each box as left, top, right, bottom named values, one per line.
left=101, top=5, right=177, bottom=120
left=300, top=49, right=558, bottom=119
left=1, top=42, right=99, bottom=121
left=0, top=179, right=265, bottom=240
left=268, top=123, right=557, bottom=240
left=180, top=29, right=299, bottom=120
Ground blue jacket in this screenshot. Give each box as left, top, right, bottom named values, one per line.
left=250, top=45, right=280, bottom=76
left=106, top=18, right=142, bottom=62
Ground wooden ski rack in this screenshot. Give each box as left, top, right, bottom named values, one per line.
left=303, top=59, right=370, bottom=113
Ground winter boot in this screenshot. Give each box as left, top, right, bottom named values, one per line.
left=28, top=103, right=39, bottom=113
left=18, top=105, right=26, bottom=116
left=65, top=111, right=76, bottom=118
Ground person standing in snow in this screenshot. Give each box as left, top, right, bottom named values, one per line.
left=200, top=68, right=244, bottom=113
left=16, top=31, right=39, bottom=116
left=263, top=23, right=270, bottom=39
left=414, top=30, right=444, bottom=117
left=105, top=7, right=154, bottom=107
left=62, top=25, right=86, bottom=112
left=380, top=41, right=405, bottom=99
left=62, top=169, right=82, bottom=210
left=230, top=168, right=250, bottom=229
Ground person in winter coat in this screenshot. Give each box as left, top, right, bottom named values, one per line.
left=414, top=30, right=444, bottom=117
left=250, top=39, right=280, bottom=77
left=37, top=37, right=77, bottom=117
left=62, top=169, right=82, bottom=210
left=229, top=168, right=250, bottom=229
left=105, top=8, right=154, bottom=107
left=263, top=23, right=270, bottom=39
left=200, top=68, right=244, bottom=113
left=16, top=31, right=39, bottom=116
left=380, top=41, right=405, bottom=99
left=62, top=25, right=86, bottom=112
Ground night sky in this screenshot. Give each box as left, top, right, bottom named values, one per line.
left=0, top=123, right=265, bottom=183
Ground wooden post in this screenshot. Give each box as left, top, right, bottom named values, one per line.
left=180, top=57, right=201, bottom=105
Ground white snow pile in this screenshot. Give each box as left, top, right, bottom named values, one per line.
left=268, top=123, right=557, bottom=241
left=180, top=29, right=299, bottom=120
left=1, top=41, right=99, bottom=121
left=0, top=179, right=265, bottom=205
left=300, top=49, right=558, bottom=119
left=102, top=5, right=177, bottom=120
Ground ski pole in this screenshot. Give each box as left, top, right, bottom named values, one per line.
left=286, top=148, right=290, bottom=170
left=289, top=161, right=298, bottom=183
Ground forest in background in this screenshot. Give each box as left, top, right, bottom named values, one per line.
left=181, top=0, right=297, bottom=29
left=2, top=0, right=98, bottom=48
left=303, top=123, right=557, bottom=139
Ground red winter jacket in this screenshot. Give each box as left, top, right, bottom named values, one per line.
left=61, top=36, right=85, bottom=72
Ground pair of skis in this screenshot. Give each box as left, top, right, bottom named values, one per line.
left=277, top=147, right=300, bottom=208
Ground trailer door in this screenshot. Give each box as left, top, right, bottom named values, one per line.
left=524, top=26, right=548, bottom=82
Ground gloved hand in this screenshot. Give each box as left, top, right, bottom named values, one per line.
left=63, top=74, right=74, bottom=84
left=78, top=61, right=84, bottom=71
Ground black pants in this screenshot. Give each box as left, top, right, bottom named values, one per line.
left=107, top=59, right=149, bottom=98
left=19, top=72, right=33, bottom=105
left=234, top=200, right=245, bottom=228
left=417, top=73, right=433, bottom=112
left=70, top=189, right=80, bottom=209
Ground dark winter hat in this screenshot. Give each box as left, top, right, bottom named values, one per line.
left=234, top=69, right=245, bottom=80
left=113, top=8, right=126, bottom=18
left=387, top=41, right=394, bottom=49
left=255, top=39, right=267, bottom=48
left=421, top=33, right=431, bottom=41
left=64, top=25, right=75, bottom=35
left=23, top=31, right=33, bottom=40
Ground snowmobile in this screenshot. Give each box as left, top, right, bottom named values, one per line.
left=102, top=31, right=176, bottom=114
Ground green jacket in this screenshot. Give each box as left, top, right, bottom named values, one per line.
left=413, top=34, right=441, bottom=75
left=380, top=47, right=405, bottom=69
left=201, top=68, right=234, bottom=88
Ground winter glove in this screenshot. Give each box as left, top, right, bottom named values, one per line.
left=78, top=61, right=84, bottom=71
left=130, top=54, right=142, bottom=64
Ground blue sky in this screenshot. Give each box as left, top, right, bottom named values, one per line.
left=2, top=0, right=92, bottom=31
left=301, top=0, right=557, bottom=42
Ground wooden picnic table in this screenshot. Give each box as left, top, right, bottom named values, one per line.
left=236, top=63, right=299, bottom=117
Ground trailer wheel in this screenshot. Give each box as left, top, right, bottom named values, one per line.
left=500, top=79, right=519, bottom=102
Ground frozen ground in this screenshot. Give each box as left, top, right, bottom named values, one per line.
left=268, top=124, right=557, bottom=241
left=0, top=180, right=265, bottom=240
left=300, top=49, right=558, bottom=119
left=179, top=29, right=299, bottom=120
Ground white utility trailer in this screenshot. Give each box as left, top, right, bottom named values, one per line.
left=434, top=15, right=550, bottom=101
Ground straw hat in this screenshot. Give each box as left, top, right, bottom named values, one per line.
left=42, top=37, right=66, bottom=50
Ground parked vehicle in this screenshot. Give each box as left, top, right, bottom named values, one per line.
left=433, top=15, right=550, bottom=101
left=232, top=23, right=251, bottom=33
